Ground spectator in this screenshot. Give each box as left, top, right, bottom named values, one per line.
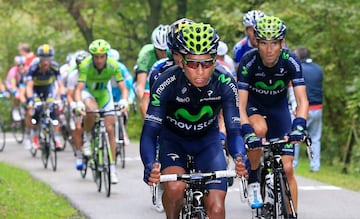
left=294, top=47, right=323, bottom=172
left=217, top=41, right=236, bottom=77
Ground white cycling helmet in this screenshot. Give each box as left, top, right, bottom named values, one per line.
left=217, top=41, right=228, bottom=56
left=151, top=24, right=169, bottom=50
left=243, top=10, right=265, bottom=27
left=108, top=48, right=120, bottom=61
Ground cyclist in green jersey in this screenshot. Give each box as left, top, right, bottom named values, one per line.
left=135, top=24, right=169, bottom=120
left=74, top=39, right=128, bottom=184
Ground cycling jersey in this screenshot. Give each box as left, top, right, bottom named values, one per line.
left=78, top=56, right=124, bottom=108
left=233, top=36, right=253, bottom=65
left=237, top=48, right=305, bottom=107
left=6, top=66, right=26, bottom=90
left=135, top=44, right=159, bottom=79
left=140, top=65, right=245, bottom=169
left=146, top=57, right=175, bottom=93
left=111, top=61, right=135, bottom=103
left=25, top=60, right=61, bottom=97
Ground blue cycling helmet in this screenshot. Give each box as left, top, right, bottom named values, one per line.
left=37, top=44, right=55, bottom=57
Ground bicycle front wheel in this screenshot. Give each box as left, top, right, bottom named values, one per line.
left=102, top=133, right=111, bottom=197
left=49, top=130, right=57, bottom=171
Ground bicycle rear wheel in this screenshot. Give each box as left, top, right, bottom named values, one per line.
left=12, top=120, right=25, bottom=144
left=102, top=133, right=111, bottom=197
left=0, top=121, right=5, bottom=152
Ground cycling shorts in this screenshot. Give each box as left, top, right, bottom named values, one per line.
left=246, top=98, right=294, bottom=156
left=158, top=128, right=228, bottom=191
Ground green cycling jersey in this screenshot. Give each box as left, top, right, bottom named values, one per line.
left=78, top=56, right=124, bottom=107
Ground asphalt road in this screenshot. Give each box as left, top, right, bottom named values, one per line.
left=1, top=135, right=359, bottom=219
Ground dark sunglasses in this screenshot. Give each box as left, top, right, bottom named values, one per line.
left=182, top=56, right=215, bottom=69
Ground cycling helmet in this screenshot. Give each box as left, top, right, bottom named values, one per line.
left=243, top=10, right=265, bottom=27
left=177, top=22, right=220, bottom=55
left=167, top=18, right=194, bottom=51
left=65, top=53, right=75, bottom=64
left=217, top=41, right=228, bottom=56
left=151, top=24, right=169, bottom=50
left=37, top=44, right=55, bottom=57
left=254, top=16, right=287, bottom=40
left=75, top=50, right=90, bottom=65
left=14, top=55, right=25, bottom=65
left=88, top=39, right=111, bottom=55
left=108, top=48, right=120, bottom=61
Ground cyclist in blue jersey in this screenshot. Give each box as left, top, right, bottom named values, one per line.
left=24, top=44, right=66, bottom=150
left=237, top=16, right=309, bottom=217
left=108, top=49, right=136, bottom=106
left=140, top=22, right=248, bottom=219
left=233, top=10, right=265, bottom=71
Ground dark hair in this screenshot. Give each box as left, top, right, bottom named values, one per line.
left=294, top=47, right=311, bottom=60
left=18, top=43, right=31, bottom=53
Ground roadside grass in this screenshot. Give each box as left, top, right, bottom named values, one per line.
left=0, top=161, right=85, bottom=219
left=294, top=146, right=360, bottom=191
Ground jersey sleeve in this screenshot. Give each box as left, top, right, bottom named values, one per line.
left=218, top=71, right=247, bottom=158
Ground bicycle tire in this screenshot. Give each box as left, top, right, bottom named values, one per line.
left=41, top=143, right=49, bottom=169
left=60, top=125, right=68, bottom=151
left=12, top=120, right=25, bottom=144
left=30, top=147, right=37, bottom=157
left=273, top=172, right=289, bottom=219
left=278, top=172, right=296, bottom=219
left=80, top=156, right=88, bottom=178
left=49, top=130, right=57, bottom=171
left=102, top=133, right=111, bottom=197
left=115, top=114, right=126, bottom=168
left=0, top=121, right=5, bottom=152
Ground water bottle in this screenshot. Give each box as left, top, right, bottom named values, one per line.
left=265, top=172, right=274, bottom=204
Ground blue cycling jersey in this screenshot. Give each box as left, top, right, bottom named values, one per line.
left=140, top=65, right=245, bottom=167
left=147, top=57, right=175, bottom=90
left=237, top=48, right=305, bottom=106
left=233, top=36, right=253, bottom=65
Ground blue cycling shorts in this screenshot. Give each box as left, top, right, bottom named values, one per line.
left=158, top=128, right=228, bottom=191
left=246, top=98, right=294, bottom=156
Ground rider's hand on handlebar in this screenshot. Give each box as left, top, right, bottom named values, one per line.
left=75, top=101, right=86, bottom=116
left=235, top=156, right=249, bottom=179
left=118, top=99, right=128, bottom=111
left=289, top=117, right=307, bottom=142
left=144, top=162, right=161, bottom=186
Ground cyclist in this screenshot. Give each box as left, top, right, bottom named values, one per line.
left=134, top=24, right=169, bottom=120
left=145, top=18, right=193, bottom=213
left=18, top=43, right=37, bottom=71
left=74, top=39, right=128, bottom=184
left=108, top=49, right=136, bottom=112
left=140, top=22, right=248, bottom=219
left=66, top=50, right=90, bottom=170
left=24, top=44, right=66, bottom=150
left=237, top=16, right=309, bottom=216
left=233, top=10, right=265, bottom=72
left=6, top=55, right=27, bottom=120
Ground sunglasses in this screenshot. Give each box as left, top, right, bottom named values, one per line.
left=182, top=56, right=215, bottom=69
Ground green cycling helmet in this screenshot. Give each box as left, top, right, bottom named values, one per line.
left=254, top=16, right=286, bottom=40
left=177, top=22, right=220, bottom=55
left=88, top=39, right=111, bottom=55
left=167, top=18, right=194, bottom=51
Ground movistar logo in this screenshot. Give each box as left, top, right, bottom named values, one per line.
left=151, top=94, right=160, bottom=106
left=255, top=80, right=285, bottom=90
left=284, top=143, right=293, bottom=149
left=241, top=66, right=248, bottom=76
left=282, top=52, right=290, bottom=60
left=218, top=74, right=231, bottom=84
left=174, top=106, right=213, bottom=122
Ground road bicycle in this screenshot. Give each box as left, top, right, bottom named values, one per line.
left=58, top=103, right=73, bottom=152
left=255, top=135, right=313, bottom=219
left=114, top=102, right=128, bottom=168
left=86, top=108, right=117, bottom=197
left=33, top=97, right=60, bottom=171
left=156, top=155, right=237, bottom=218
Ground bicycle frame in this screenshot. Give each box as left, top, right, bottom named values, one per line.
left=158, top=155, right=236, bottom=218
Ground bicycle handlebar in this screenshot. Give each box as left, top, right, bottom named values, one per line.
left=160, top=170, right=236, bottom=183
